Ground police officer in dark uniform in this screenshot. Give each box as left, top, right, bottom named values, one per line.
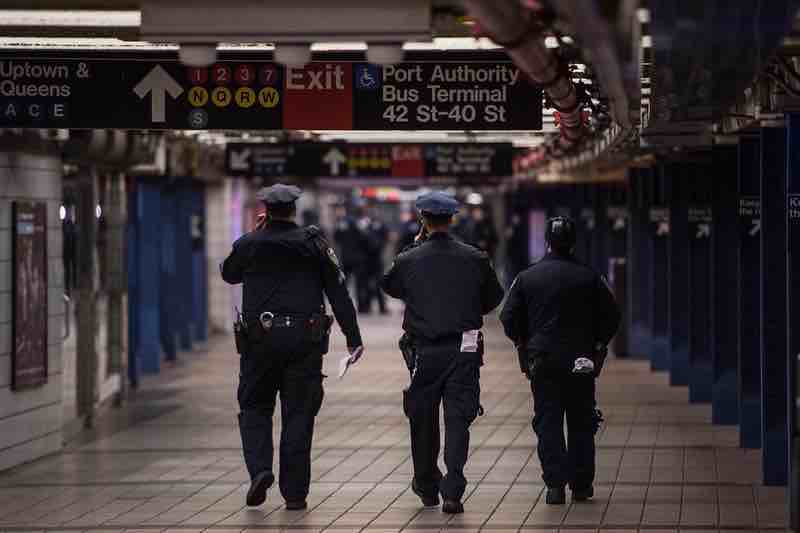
left=382, top=191, right=505, bottom=514
left=221, top=184, right=364, bottom=510
left=499, top=216, right=619, bottom=505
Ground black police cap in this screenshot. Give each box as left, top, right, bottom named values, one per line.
left=545, top=216, right=577, bottom=249
left=256, top=183, right=302, bottom=206
left=415, top=191, right=460, bottom=216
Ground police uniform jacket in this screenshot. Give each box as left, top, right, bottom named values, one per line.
left=381, top=232, right=505, bottom=342
left=221, top=220, right=362, bottom=348
left=500, top=252, right=619, bottom=362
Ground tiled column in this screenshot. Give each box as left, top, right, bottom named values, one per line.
left=628, top=167, right=654, bottom=359
left=738, top=135, right=762, bottom=449
left=128, top=178, right=163, bottom=380
left=0, top=133, right=65, bottom=470
left=190, top=185, right=208, bottom=343
left=650, top=167, right=671, bottom=371
left=669, top=164, right=690, bottom=386
left=175, top=180, right=195, bottom=351
left=592, top=184, right=610, bottom=276
left=159, top=184, right=178, bottom=362
left=576, top=184, right=595, bottom=265
left=75, top=166, right=98, bottom=426
left=711, top=143, right=739, bottom=424
left=760, top=125, right=789, bottom=486
left=687, top=165, right=714, bottom=403
left=607, top=185, right=629, bottom=357
left=785, top=114, right=800, bottom=516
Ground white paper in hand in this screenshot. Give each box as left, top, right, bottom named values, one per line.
left=338, top=354, right=352, bottom=379
left=338, top=347, right=364, bottom=379
left=460, top=330, right=480, bottom=353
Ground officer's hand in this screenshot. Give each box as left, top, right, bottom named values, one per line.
left=347, top=345, right=364, bottom=364
left=255, top=213, right=267, bottom=231
left=414, top=224, right=428, bottom=243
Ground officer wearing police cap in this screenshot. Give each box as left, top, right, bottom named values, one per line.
left=500, top=216, right=619, bottom=505
left=221, top=183, right=364, bottom=509
left=382, top=191, right=505, bottom=514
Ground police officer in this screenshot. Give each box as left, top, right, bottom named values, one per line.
left=382, top=191, right=505, bottom=514
left=499, top=216, right=620, bottom=505
left=221, top=184, right=364, bottom=509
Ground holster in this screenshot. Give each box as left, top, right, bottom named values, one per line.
left=398, top=332, right=416, bottom=372
left=310, top=313, right=334, bottom=354
left=234, top=319, right=249, bottom=355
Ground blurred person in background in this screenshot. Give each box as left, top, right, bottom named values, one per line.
left=363, top=204, right=389, bottom=315
left=396, top=208, right=422, bottom=255
left=333, top=202, right=371, bottom=313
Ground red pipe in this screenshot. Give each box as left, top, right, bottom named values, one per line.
left=465, top=0, right=586, bottom=167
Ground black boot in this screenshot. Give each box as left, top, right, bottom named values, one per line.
left=285, top=500, right=308, bottom=511
left=442, top=499, right=464, bottom=514
left=412, top=480, right=440, bottom=507
left=246, top=471, right=272, bottom=507
left=545, top=486, right=566, bottom=505
left=572, top=486, right=594, bottom=502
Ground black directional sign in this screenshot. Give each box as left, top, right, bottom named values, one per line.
left=650, top=207, right=670, bottom=237
left=688, top=206, right=713, bottom=240
left=607, top=206, right=629, bottom=232
left=739, top=196, right=762, bottom=238
left=0, top=50, right=541, bottom=130
left=226, top=142, right=513, bottom=178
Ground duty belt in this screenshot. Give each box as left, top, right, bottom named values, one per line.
left=245, top=312, right=309, bottom=331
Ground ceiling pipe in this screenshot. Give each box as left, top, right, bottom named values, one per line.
left=463, top=0, right=586, bottom=160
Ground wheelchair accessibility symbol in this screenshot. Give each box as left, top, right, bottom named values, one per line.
left=356, top=65, right=381, bottom=90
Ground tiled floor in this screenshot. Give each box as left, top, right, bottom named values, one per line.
left=0, top=313, right=789, bottom=532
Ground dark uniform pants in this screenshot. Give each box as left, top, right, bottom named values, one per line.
left=531, top=369, right=596, bottom=490
left=237, top=326, right=324, bottom=502
left=403, top=341, right=481, bottom=501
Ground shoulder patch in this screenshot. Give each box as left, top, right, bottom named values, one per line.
left=327, top=246, right=341, bottom=267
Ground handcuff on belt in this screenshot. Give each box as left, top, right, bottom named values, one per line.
left=259, top=311, right=297, bottom=331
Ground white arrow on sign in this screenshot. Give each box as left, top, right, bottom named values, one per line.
left=696, top=223, right=711, bottom=239
left=323, top=147, right=347, bottom=176
left=229, top=148, right=251, bottom=172
left=133, top=65, right=184, bottom=123
left=749, top=218, right=761, bottom=236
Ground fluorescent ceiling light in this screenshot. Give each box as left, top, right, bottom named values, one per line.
left=0, top=10, right=140, bottom=27
left=403, top=37, right=502, bottom=50
left=311, top=42, right=367, bottom=51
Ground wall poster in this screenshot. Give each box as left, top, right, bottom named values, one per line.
left=12, top=201, right=48, bottom=390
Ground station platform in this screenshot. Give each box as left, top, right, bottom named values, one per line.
left=0, top=313, right=788, bottom=532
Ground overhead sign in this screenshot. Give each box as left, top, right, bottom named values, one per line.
left=225, top=142, right=513, bottom=178
left=0, top=51, right=541, bottom=130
